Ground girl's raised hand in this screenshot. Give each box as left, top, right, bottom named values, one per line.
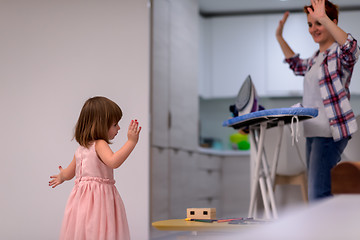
left=49, top=166, right=65, bottom=188
left=127, top=119, right=141, bottom=144
left=276, top=11, right=289, bottom=39
left=307, top=0, right=327, bottom=21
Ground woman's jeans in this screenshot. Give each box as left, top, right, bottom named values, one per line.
left=306, top=137, right=349, bottom=202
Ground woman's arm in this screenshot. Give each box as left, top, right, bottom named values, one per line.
left=49, top=156, right=76, bottom=188
left=276, top=11, right=296, bottom=59
left=96, top=120, right=141, bottom=169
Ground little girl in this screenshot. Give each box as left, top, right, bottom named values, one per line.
left=49, top=96, right=141, bottom=240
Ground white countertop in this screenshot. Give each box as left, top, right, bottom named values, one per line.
left=198, top=147, right=250, bottom=156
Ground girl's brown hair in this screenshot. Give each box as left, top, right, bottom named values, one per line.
left=74, top=96, right=123, bottom=147
left=304, top=0, right=339, bottom=22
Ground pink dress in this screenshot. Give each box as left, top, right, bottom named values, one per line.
left=60, top=142, right=130, bottom=240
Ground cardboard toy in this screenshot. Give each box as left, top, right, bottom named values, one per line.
left=186, top=208, right=216, bottom=220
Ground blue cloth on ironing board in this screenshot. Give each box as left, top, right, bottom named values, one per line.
left=222, top=107, right=318, bottom=130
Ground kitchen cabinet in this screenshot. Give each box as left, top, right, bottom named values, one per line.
left=151, top=0, right=201, bottom=223
left=152, top=0, right=170, bottom=147
left=200, top=14, right=267, bottom=98
left=265, top=12, right=316, bottom=96
left=151, top=147, right=170, bottom=221
left=168, top=0, right=199, bottom=150
left=169, top=150, right=199, bottom=218
left=195, top=154, right=222, bottom=211
left=152, top=0, right=199, bottom=150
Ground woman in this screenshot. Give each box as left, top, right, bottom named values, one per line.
left=276, top=0, right=359, bottom=201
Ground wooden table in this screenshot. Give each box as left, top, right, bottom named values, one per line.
left=152, top=219, right=255, bottom=232
left=153, top=195, right=360, bottom=239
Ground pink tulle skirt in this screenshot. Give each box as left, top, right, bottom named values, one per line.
left=60, top=177, right=130, bottom=240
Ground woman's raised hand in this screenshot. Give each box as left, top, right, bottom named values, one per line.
left=276, top=11, right=289, bottom=39
left=307, top=0, right=327, bottom=21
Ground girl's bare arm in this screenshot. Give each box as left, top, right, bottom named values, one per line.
left=49, top=156, right=76, bottom=188
left=96, top=120, right=141, bottom=169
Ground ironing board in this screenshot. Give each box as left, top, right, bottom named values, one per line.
left=223, top=107, right=318, bottom=219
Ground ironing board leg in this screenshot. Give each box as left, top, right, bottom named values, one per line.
left=248, top=121, right=284, bottom=219
left=259, top=175, right=271, bottom=219
left=270, top=121, right=284, bottom=183
left=261, top=155, right=278, bottom=219
left=266, top=121, right=284, bottom=219
left=248, top=123, right=266, bottom=218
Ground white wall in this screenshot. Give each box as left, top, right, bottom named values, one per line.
left=0, top=1, right=149, bottom=239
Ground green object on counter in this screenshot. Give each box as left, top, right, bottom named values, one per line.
left=238, top=140, right=250, bottom=150
left=230, top=132, right=250, bottom=150
left=230, top=133, right=247, bottom=143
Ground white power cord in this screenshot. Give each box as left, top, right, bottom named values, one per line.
left=290, top=115, right=300, bottom=145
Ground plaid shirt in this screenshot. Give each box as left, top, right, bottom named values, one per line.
left=285, top=34, right=360, bottom=141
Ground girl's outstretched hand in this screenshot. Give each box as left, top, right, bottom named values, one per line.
left=49, top=166, right=65, bottom=188
left=127, top=119, right=141, bottom=144
left=276, top=11, right=289, bottom=39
